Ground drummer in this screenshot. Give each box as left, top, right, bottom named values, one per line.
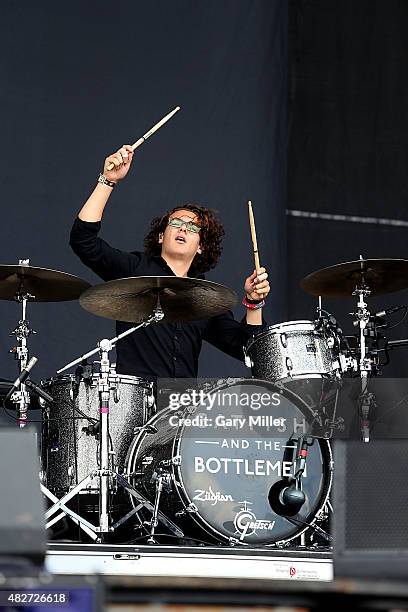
left=70, top=145, right=270, bottom=380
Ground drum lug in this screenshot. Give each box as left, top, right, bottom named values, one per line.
left=228, top=537, right=241, bottom=546
left=142, top=456, right=154, bottom=466
left=146, top=393, right=155, bottom=409
left=159, top=455, right=181, bottom=467
left=327, top=336, right=335, bottom=348
left=285, top=357, right=293, bottom=375
left=280, top=333, right=287, bottom=348
left=175, top=502, right=198, bottom=517
left=184, top=502, right=198, bottom=515
left=112, top=385, right=120, bottom=403
left=243, top=346, right=253, bottom=369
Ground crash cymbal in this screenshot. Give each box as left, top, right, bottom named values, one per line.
left=0, top=264, right=91, bottom=301
left=301, top=258, right=408, bottom=297
left=79, top=276, right=237, bottom=323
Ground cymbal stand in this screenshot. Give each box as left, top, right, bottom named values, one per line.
left=352, top=263, right=376, bottom=442
left=43, top=296, right=183, bottom=542
left=9, top=268, right=36, bottom=427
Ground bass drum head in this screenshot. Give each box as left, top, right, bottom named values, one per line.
left=128, top=379, right=332, bottom=546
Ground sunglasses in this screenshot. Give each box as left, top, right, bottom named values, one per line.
left=168, top=217, right=201, bottom=233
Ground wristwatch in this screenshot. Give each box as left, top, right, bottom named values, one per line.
left=98, top=173, right=116, bottom=188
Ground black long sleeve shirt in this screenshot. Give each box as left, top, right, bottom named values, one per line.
left=70, top=218, right=264, bottom=379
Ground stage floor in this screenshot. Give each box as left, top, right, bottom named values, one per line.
left=46, top=543, right=333, bottom=582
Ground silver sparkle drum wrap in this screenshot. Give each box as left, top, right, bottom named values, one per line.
left=246, top=320, right=338, bottom=382
left=41, top=374, right=154, bottom=494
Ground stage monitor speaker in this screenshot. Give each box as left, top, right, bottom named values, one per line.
left=0, top=428, right=46, bottom=568
left=333, top=440, right=408, bottom=580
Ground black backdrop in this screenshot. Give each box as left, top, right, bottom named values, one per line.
left=0, top=1, right=288, bottom=382
left=288, top=0, right=408, bottom=376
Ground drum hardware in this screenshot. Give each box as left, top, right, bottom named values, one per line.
left=41, top=275, right=236, bottom=542
left=0, top=260, right=90, bottom=426
left=387, top=338, right=408, bottom=350
left=44, top=297, right=183, bottom=542
left=145, top=469, right=173, bottom=543
left=175, top=503, right=199, bottom=518
left=6, top=261, right=37, bottom=426
left=301, top=256, right=408, bottom=442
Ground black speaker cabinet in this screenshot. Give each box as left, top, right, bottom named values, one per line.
left=334, top=439, right=408, bottom=579
left=0, top=428, right=46, bottom=567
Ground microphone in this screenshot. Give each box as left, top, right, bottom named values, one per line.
left=5, top=357, right=38, bottom=402
left=280, top=484, right=306, bottom=513
left=268, top=438, right=310, bottom=517
left=373, top=305, right=405, bottom=318
left=268, top=479, right=305, bottom=517
left=24, top=379, right=54, bottom=404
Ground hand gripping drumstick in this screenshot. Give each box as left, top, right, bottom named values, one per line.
left=106, top=106, right=181, bottom=171
left=248, top=200, right=264, bottom=298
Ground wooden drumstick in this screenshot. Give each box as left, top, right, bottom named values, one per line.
left=106, top=106, right=181, bottom=171
left=248, top=200, right=260, bottom=270
left=248, top=200, right=264, bottom=298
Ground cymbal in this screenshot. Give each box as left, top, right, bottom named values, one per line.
left=79, top=276, right=237, bottom=323
left=301, top=258, right=408, bottom=297
left=0, top=264, right=91, bottom=301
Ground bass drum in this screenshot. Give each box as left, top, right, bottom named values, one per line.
left=126, top=379, right=332, bottom=546
left=42, top=373, right=155, bottom=494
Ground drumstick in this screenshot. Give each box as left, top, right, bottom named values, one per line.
left=248, top=200, right=264, bottom=298
left=106, top=106, right=181, bottom=171
left=248, top=200, right=260, bottom=270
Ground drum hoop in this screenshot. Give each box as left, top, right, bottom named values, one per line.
left=42, top=373, right=153, bottom=389
left=246, top=320, right=324, bottom=350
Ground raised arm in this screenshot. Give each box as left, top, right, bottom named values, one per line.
left=78, top=144, right=135, bottom=222
left=70, top=145, right=141, bottom=281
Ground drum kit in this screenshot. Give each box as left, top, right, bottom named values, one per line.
left=1, top=256, right=408, bottom=547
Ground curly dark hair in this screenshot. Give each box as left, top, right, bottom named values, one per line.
left=144, top=204, right=225, bottom=275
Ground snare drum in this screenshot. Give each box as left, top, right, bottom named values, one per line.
left=41, top=373, right=154, bottom=494
left=245, top=320, right=340, bottom=383
left=126, top=378, right=332, bottom=546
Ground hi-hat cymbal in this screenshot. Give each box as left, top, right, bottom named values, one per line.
left=301, top=258, right=408, bottom=297
left=79, top=276, right=237, bottom=323
left=0, top=264, right=91, bottom=301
